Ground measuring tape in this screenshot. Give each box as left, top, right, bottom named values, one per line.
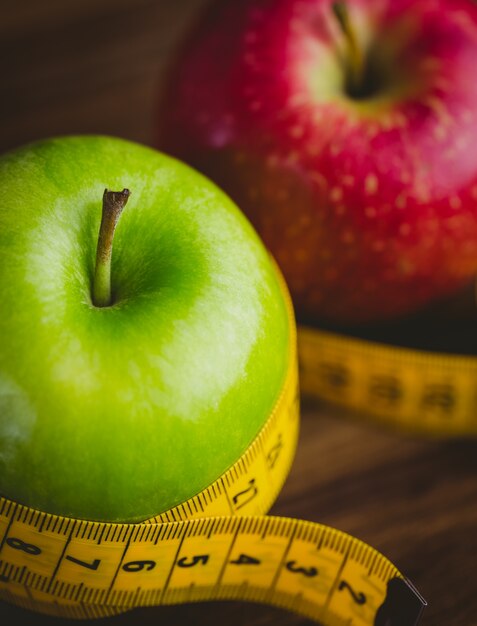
left=0, top=271, right=426, bottom=625
left=298, top=324, right=477, bottom=436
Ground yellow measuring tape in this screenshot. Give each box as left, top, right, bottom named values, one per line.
left=0, top=273, right=426, bottom=625
left=299, top=324, right=477, bottom=437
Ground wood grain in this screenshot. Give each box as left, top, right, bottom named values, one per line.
left=1, top=2, right=477, bottom=625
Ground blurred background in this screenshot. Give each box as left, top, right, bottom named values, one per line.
left=0, top=0, right=210, bottom=153
left=1, top=2, right=477, bottom=625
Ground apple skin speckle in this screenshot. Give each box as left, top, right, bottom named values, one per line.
left=330, top=187, right=343, bottom=202
left=450, top=196, right=462, bottom=210
left=365, top=174, right=378, bottom=195
left=158, top=0, right=477, bottom=324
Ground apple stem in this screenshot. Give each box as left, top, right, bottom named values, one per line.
left=92, top=188, right=131, bottom=308
left=332, top=1, right=364, bottom=96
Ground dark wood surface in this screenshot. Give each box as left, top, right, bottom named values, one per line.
left=1, top=2, right=477, bottom=625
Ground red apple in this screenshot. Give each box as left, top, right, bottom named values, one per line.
left=158, top=0, right=477, bottom=324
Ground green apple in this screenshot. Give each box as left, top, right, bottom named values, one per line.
left=0, top=136, right=291, bottom=523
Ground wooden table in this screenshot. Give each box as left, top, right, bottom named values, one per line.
left=1, top=2, right=476, bottom=624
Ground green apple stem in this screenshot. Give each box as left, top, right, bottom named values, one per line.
left=332, top=1, right=364, bottom=96
left=92, top=188, right=130, bottom=308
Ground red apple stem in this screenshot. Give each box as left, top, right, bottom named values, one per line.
left=332, top=1, right=364, bottom=95
left=92, top=188, right=131, bottom=308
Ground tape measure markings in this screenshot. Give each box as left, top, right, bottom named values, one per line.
left=0, top=512, right=425, bottom=623
left=298, top=325, right=477, bottom=435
